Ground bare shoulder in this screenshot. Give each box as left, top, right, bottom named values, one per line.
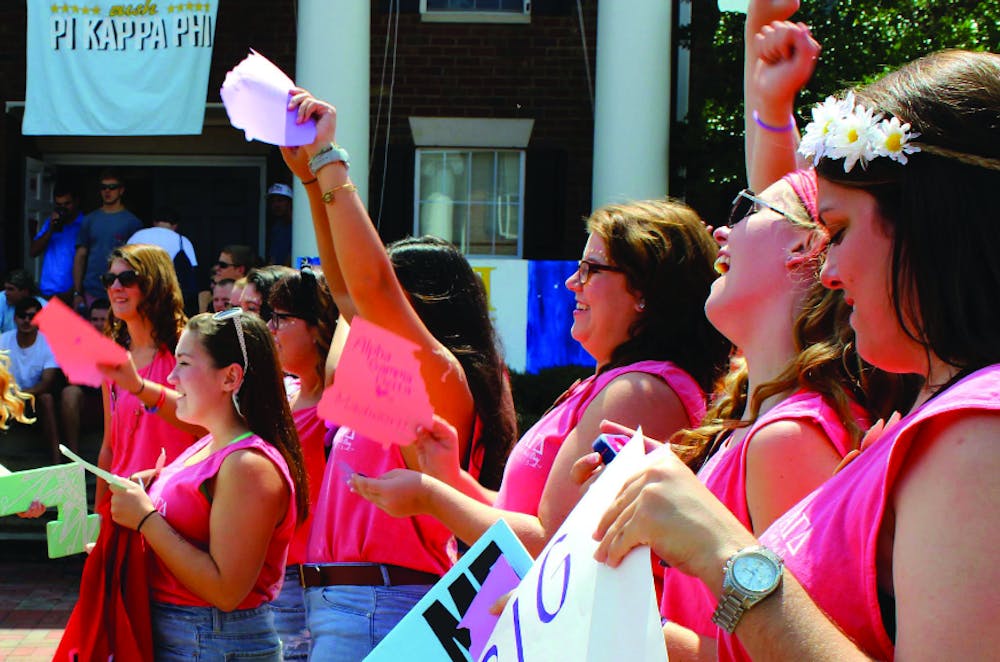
left=745, top=419, right=838, bottom=462
left=589, top=371, right=688, bottom=441
left=899, top=409, right=1000, bottom=487
left=218, top=448, right=286, bottom=495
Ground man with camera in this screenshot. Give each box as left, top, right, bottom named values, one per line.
left=30, top=183, right=83, bottom=302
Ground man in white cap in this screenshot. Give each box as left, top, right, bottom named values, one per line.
left=267, top=182, right=293, bottom=266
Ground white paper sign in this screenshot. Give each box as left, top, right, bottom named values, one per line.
left=478, top=431, right=669, bottom=662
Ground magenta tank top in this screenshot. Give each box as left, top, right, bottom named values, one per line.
left=146, top=434, right=296, bottom=609
left=717, top=365, right=1000, bottom=661
left=494, top=360, right=706, bottom=515
left=288, top=406, right=327, bottom=565
left=108, top=347, right=198, bottom=477
left=660, top=390, right=866, bottom=635
left=305, top=427, right=457, bottom=575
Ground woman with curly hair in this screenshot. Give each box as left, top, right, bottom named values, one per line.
left=93, top=243, right=202, bottom=505
left=0, top=352, right=33, bottom=431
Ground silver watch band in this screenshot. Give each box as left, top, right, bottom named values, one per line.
left=711, top=592, right=746, bottom=634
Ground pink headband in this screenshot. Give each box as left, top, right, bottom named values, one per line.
left=780, top=168, right=819, bottom=223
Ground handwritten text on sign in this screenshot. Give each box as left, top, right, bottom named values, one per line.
left=318, top=317, right=434, bottom=446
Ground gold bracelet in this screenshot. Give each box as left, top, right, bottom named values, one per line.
left=322, top=183, right=358, bottom=204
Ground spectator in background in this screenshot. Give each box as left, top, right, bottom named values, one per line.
left=127, top=207, right=200, bottom=315
left=72, top=170, right=142, bottom=309
left=60, top=298, right=111, bottom=457
left=216, top=244, right=256, bottom=282
left=239, top=266, right=294, bottom=320
left=0, top=297, right=61, bottom=464
left=30, top=183, right=83, bottom=302
left=267, top=183, right=294, bottom=267
left=212, top=278, right=236, bottom=312
left=0, top=269, right=47, bottom=333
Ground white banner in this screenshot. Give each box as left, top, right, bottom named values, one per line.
left=23, top=0, right=218, bottom=135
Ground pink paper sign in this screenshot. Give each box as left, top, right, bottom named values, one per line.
left=220, top=49, right=317, bottom=146
left=34, top=297, right=127, bottom=387
left=318, top=317, right=434, bottom=446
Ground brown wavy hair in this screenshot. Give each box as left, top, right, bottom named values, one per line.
left=587, top=199, right=731, bottom=393
left=268, top=267, right=339, bottom=384
left=106, top=244, right=187, bottom=351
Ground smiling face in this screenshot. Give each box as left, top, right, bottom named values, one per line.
left=818, top=178, right=923, bottom=374
left=564, top=233, right=643, bottom=367
left=705, top=180, right=813, bottom=345
left=105, top=258, right=143, bottom=323
left=168, top=329, right=232, bottom=425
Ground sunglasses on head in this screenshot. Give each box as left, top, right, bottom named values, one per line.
left=727, top=188, right=799, bottom=227
left=100, top=270, right=140, bottom=288
left=99, top=183, right=121, bottom=191
left=213, top=307, right=250, bottom=373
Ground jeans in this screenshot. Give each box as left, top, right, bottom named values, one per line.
left=305, top=584, right=431, bottom=662
left=272, top=566, right=310, bottom=660
left=151, top=600, right=282, bottom=661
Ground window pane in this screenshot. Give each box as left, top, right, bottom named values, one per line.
left=496, top=151, right=520, bottom=200
left=470, top=152, right=495, bottom=203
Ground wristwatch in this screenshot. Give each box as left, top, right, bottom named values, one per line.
left=711, top=545, right=783, bottom=633
left=308, top=143, right=351, bottom=175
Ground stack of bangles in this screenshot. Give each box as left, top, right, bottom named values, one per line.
left=133, top=380, right=167, bottom=414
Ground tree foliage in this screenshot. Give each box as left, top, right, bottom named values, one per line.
left=674, top=0, right=1000, bottom=226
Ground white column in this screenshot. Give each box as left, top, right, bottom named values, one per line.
left=291, top=1, right=370, bottom=264
left=591, top=0, right=672, bottom=209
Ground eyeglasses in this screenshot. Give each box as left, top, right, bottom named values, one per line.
left=100, top=270, right=140, bottom=288
left=15, top=311, right=38, bottom=321
left=213, top=307, right=249, bottom=373
left=267, top=311, right=307, bottom=331
left=727, top=189, right=799, bottom=227
left=576, top=259, right=625, bottom=285
left=99, top=183, right=121, bottom=191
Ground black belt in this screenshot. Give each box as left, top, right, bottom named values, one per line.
left=299, top=563, right=440, bottom=588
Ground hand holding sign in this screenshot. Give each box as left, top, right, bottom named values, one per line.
left=319, top=316, right=435, bottom=447
left=34, top=297, right=128, bottom=388
left=221, top=49, right=317, bottom=146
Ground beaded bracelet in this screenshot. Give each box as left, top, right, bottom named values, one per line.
left=753, top=109, right=796, bottom=133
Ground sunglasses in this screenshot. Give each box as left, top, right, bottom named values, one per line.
left=100, top=270, right=140, bottom=288
left=576, top=259, right=625, bottom=285
left=15, top=311, right=38, bottom=321
left=215, top=260, right=237, bottom=270
left=727, top=189, right=799, bottom=227
left=213, top=307, right=249, bottom=373
left=99, top=183, right=121, bottom=191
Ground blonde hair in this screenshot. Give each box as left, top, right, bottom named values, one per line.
left=0, top=352, right=34, bottom=430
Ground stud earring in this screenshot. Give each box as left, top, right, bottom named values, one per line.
left=637, top=300, right=646, bottom=311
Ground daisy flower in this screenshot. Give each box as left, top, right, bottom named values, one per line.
left=798, top=93, right=850, bottom=165
left=827, top=103, right=882, bottom=172
left=874, top=116, right=921, bottom=164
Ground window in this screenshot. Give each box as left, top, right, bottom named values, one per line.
left=415, top=149, right=524, bottom=257
left=420, top=0, right=530, bottom=23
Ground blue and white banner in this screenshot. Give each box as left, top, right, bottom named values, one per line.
left=23, top=0, right=218, bottom=135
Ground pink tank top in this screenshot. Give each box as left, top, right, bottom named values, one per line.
left=108, top=347, right=198, bottom=477
left=494, top=360, right=706, bottom=515
left=288, top=406, right=327, bottom=565
left=146, top=434, right=297, bottom=609
left=717, top=365, right=1000, bottom=661
left=305, top=427, right=456, bottom=575
left=660, top=390, right=866, bottom=635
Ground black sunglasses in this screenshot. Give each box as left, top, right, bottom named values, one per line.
left=576, top=259, right=625, bottom=285
left=727, top=189, right=799, bottom=227
left=100, top=270, right=140, bottom=288
left=15, top=311, right=38, bottom=321
left=99, top=183, right=121, bottom=191
left=215, top=260, right=236, bottom=269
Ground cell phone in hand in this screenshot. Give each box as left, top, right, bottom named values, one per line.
left=592, top=433, right=629, bottom=465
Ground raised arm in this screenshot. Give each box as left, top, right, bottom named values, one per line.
left=97, top=356, right=205, bottom=438
left=289, top=90, right=475, bottom=454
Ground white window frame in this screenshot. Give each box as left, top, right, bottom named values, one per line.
left=414, top=148, right=526, bottom=258
left=419, top=0, right=531, bottom=24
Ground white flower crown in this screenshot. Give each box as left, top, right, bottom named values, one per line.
left=798, top=91, right=921, bottom=173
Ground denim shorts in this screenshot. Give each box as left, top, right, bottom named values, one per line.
left=271, top=565, right=310, bottom=661
left=304, top=584, right=431, bottom=662
left=151, top=600, right=282, bottom=661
